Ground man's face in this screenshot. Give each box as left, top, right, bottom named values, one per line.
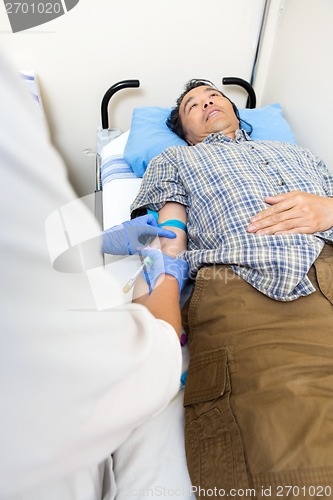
left=179, top=86, right=239, bottom=145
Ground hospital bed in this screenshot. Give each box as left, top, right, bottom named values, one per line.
left=96, top=79, right=296, bottom=498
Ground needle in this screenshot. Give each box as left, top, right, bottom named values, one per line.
left=123, top=256, right=153, bottom=293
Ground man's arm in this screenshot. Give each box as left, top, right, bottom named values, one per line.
left=247, top=191, right=333, bottom=235
left=158, top=202, right=187, bottom=256
left=133, top=202, right=187, bottom=310
left=143, top=202, right=187, bottom=337
left=132, top=202, right=187, bottom=328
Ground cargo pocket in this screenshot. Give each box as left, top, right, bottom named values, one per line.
left=184, top=348, right=250, bottom=496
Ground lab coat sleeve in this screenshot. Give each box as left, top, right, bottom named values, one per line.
left=0, top=54, right=182, bottom=497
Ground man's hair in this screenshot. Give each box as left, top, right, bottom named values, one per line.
left=166, top=79, right=242, bottom=143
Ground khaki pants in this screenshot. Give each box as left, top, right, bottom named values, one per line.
left=182, top=244, right=333, bottom=499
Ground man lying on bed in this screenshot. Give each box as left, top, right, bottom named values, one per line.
left=128, top=80, right=333, bottom=496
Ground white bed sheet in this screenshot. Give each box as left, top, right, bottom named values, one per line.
left=113, top=387, right=194, bottom=500
left=100, top=133, right=193, bottom=499
left=102, top=177, right=142, bottom=229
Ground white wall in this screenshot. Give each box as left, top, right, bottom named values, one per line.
left=254, top=0, right=333, bottom=172
left=0, top=0, right=265, bottom=196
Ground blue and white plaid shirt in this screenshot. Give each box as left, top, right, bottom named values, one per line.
left=131, top=130, right=333, bottom=301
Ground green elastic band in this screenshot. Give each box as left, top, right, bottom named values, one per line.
left=158, top=219, right=187, bottom=233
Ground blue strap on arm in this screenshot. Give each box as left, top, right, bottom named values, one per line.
left=147, top=210, right=187, bottom=233
left=158, top=219, right=187, bottom=233
left=147, top=209, right=158, bottom=222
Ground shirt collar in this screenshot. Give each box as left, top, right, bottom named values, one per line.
left=202, top=128, right=250, bottom=145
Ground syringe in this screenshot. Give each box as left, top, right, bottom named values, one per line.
left=123, top=256, right=154, bottom=293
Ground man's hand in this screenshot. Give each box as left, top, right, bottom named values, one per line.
left=247, top=191, right=333, bottom=235
left=102, top=214, right=176, bottom=255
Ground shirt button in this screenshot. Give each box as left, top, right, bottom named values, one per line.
left=278, top=180, right=284, bottom=186
left=263, top=160, right=269, bottom=165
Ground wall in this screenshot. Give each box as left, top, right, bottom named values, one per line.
left=254, top=0, right=333, bottom=172
left=0, top=0, right=265, bottom=196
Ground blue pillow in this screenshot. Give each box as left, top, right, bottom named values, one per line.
left=124, top=107, right=186, bottom=177
left=239, top=103, right=296, bottom=142
left=124, top=103, right=296, bottom=177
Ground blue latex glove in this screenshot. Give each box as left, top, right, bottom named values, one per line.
left=140, top=248, right=189, bottom=295
left=102, top=214, right=176, bottom=255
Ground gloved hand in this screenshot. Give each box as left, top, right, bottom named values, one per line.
left=102, top=214, right=176, bottom=255
left=140, top=248, right=189, bottom=295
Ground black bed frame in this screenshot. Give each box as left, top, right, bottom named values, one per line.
left=100, top=77, right=256, bottom=130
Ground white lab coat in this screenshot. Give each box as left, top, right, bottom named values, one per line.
left=0, top=55, right=182, bottom=499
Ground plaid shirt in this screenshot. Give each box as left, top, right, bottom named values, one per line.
left=131, top=130, right=333, bottom=301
